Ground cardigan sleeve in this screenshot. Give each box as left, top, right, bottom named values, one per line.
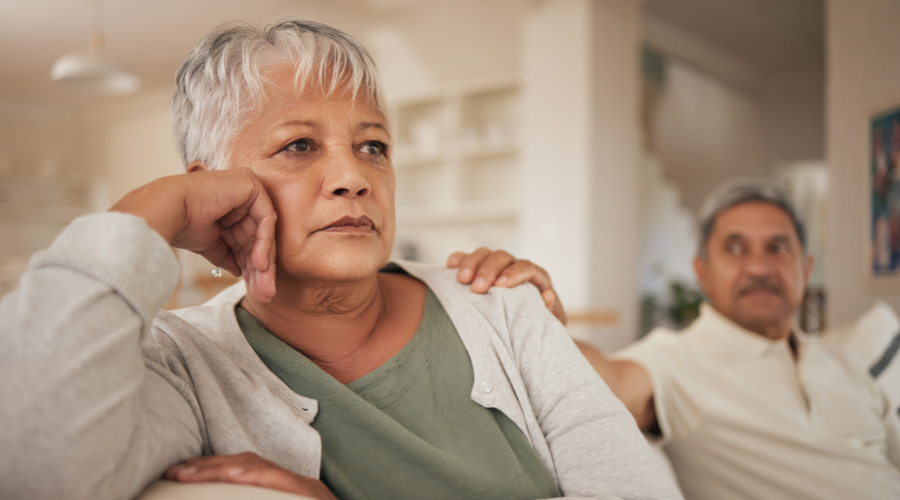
left=499, top=284, right=683, bottom=499
left=398, top=262, right=683, bottom=499
left=0, top=213, right=203, bottom=500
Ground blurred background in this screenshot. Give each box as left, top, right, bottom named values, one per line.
left=0, top=0, right=895, bottom=351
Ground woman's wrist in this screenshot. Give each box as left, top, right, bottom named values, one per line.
left=109, top=175, right=188, bottom=245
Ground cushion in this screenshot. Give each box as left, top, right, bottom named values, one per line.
left=821, top=302, right=900, bottom=413
left=137, top=480, right=313, bottom=500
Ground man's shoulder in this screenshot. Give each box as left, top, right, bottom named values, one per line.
left=617, top=326, right=690, bottom=353
left=611, top=314, right=718, bottom=379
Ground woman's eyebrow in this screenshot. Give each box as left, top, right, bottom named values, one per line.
left=277, top=120, right=321, bottom=130
left=357, top=122, right=388, bottom=134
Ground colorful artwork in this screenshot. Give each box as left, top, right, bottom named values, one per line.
left=870, top=105, right=900, bottom=277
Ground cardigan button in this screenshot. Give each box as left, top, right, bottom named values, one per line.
left=481, top=381, right=493, bottom=393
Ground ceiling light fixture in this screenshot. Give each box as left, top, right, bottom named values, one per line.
left=50, top=0, right=140, bottom=95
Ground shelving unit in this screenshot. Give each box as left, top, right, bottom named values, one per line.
left=391, top=77, right=521, bottom=264
left=0, top=174, right=91, bottom=224
left=0, top=174, right=92, bottom=295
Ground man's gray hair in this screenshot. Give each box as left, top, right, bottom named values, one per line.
left=697, top=180, right=806, bottom=259
left=172, top=19, right=386, bottom=171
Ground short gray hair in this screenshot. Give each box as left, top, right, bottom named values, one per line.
left=172, top=19, right=386, bottom=170
left=697, top=180, right=806, bottom=259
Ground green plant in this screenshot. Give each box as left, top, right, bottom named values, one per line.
left=667, top=281, right=704, bottom=329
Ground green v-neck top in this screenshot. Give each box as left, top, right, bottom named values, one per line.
left=236, top=286, right=561, bottom=500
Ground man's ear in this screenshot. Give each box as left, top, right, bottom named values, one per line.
left=803, top=254, right=814, bottom=285
left=187, top=160, right=208, bottom=173
left=693, top=255, right=710, bottom=295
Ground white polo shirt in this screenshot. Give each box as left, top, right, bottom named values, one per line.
left=615, top=303, right=900, bottom=500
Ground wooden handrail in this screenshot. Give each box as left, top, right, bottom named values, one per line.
left=566, top=310, right=619, bottom=325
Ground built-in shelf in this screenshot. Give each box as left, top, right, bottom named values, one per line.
left=461, top=143, right=517, bottom=161
left=0, top=174, right=93, bottom=295
left=393, top=152, right=444, bottom=168
left=396, top=203, right=518, bottom=227
left=392, top=79, right=520, bottom=214
left=0, top=174, right=91, bottom=223
left=390, top=77, right=522, bottom=264
left=0, top=203, right=90, bottom=224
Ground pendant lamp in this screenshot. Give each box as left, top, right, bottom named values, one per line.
left=50, top=1, right=140, bottom=95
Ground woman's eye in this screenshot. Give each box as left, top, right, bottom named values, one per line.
left=284, top=139, right=312, bottom=153
left=359, top=141, right=386, bottom=157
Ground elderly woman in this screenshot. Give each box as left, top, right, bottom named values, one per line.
left=0, top=20, right=678, bottom=500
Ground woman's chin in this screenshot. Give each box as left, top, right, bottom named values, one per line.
left=278, top=246, right=391, bottom=285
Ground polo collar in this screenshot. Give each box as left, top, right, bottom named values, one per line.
left=691, top=302, right=801, bottom=359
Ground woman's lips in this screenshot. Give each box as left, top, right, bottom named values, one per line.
left=319, top=215, right=375, bottom=234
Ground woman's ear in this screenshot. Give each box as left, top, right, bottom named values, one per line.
left=187, top=160, right=208, bottom=173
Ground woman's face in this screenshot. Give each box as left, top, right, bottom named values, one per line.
left=225, top=66, right=395, bottom=284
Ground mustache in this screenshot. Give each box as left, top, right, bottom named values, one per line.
left=737, top=278, right=783, bottom=297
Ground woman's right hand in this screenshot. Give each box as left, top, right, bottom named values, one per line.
left=166, top=453, right=338, bottom=500
left=109, top=168, right=277, bottom=303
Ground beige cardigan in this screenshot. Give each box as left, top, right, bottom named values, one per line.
left=0, top=213, right=681, bottom=500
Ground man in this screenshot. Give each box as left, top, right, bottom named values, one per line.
left=572, top=182, right=900, bottom=499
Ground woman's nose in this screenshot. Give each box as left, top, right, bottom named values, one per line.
left=322, top=152, right=371, bottom=199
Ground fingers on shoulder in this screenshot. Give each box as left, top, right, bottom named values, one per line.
left=466, top=248, right=519, bottom=292
left=494, top=258, right=544, bottom=288
left=446, top=251, right=467, bottom=268
left=453, top=247, right=491, bottom=284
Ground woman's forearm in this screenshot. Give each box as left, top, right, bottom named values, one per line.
left=0, top=213, right=201, bottom=499
left=110, top=169, right=277, bottom=304
left=501, top=290, right=681, bottom=499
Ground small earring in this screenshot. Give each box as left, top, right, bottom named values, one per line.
left=211, top=267, right=223, bottom=278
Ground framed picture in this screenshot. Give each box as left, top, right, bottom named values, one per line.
left=868, top=101, right=900, bottom=285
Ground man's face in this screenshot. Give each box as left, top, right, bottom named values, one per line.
left=694, top=202, right=813, bottom=339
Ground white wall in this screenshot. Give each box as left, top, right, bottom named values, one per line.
left=644, top=12, right=825, bottom=214
left=521, top=0, right=642, bottom=351
left=521, top=0, right=594, bottom=311
left=0, top=101, right=86, bottom=179
left=638, top=154, right=697, bottom=296
left=760, top=69, right=825, bottom=168
left=85, top=90, right=184, bottom=204
left=588, top=0, right=643, bottom=349
left=0, top=104, right=86, bottom=237
left=0, top=91, right=186, bottom=293
left=0, top=101, right=95, bottom=293
left=825, top=0, right=900, bottom=325
left=651, top=60, right=768, bottom=212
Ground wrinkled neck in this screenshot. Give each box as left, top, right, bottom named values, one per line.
left=241, top=273, right=386, bottom=361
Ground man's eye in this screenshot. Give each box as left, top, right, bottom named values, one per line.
left=359, top=141, right=386, bottom=156
left=772, top=242, right=788, bottom=253
left=726, top=243, right=743, bottom=255
left=285, top=139, right=312, bottom=153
